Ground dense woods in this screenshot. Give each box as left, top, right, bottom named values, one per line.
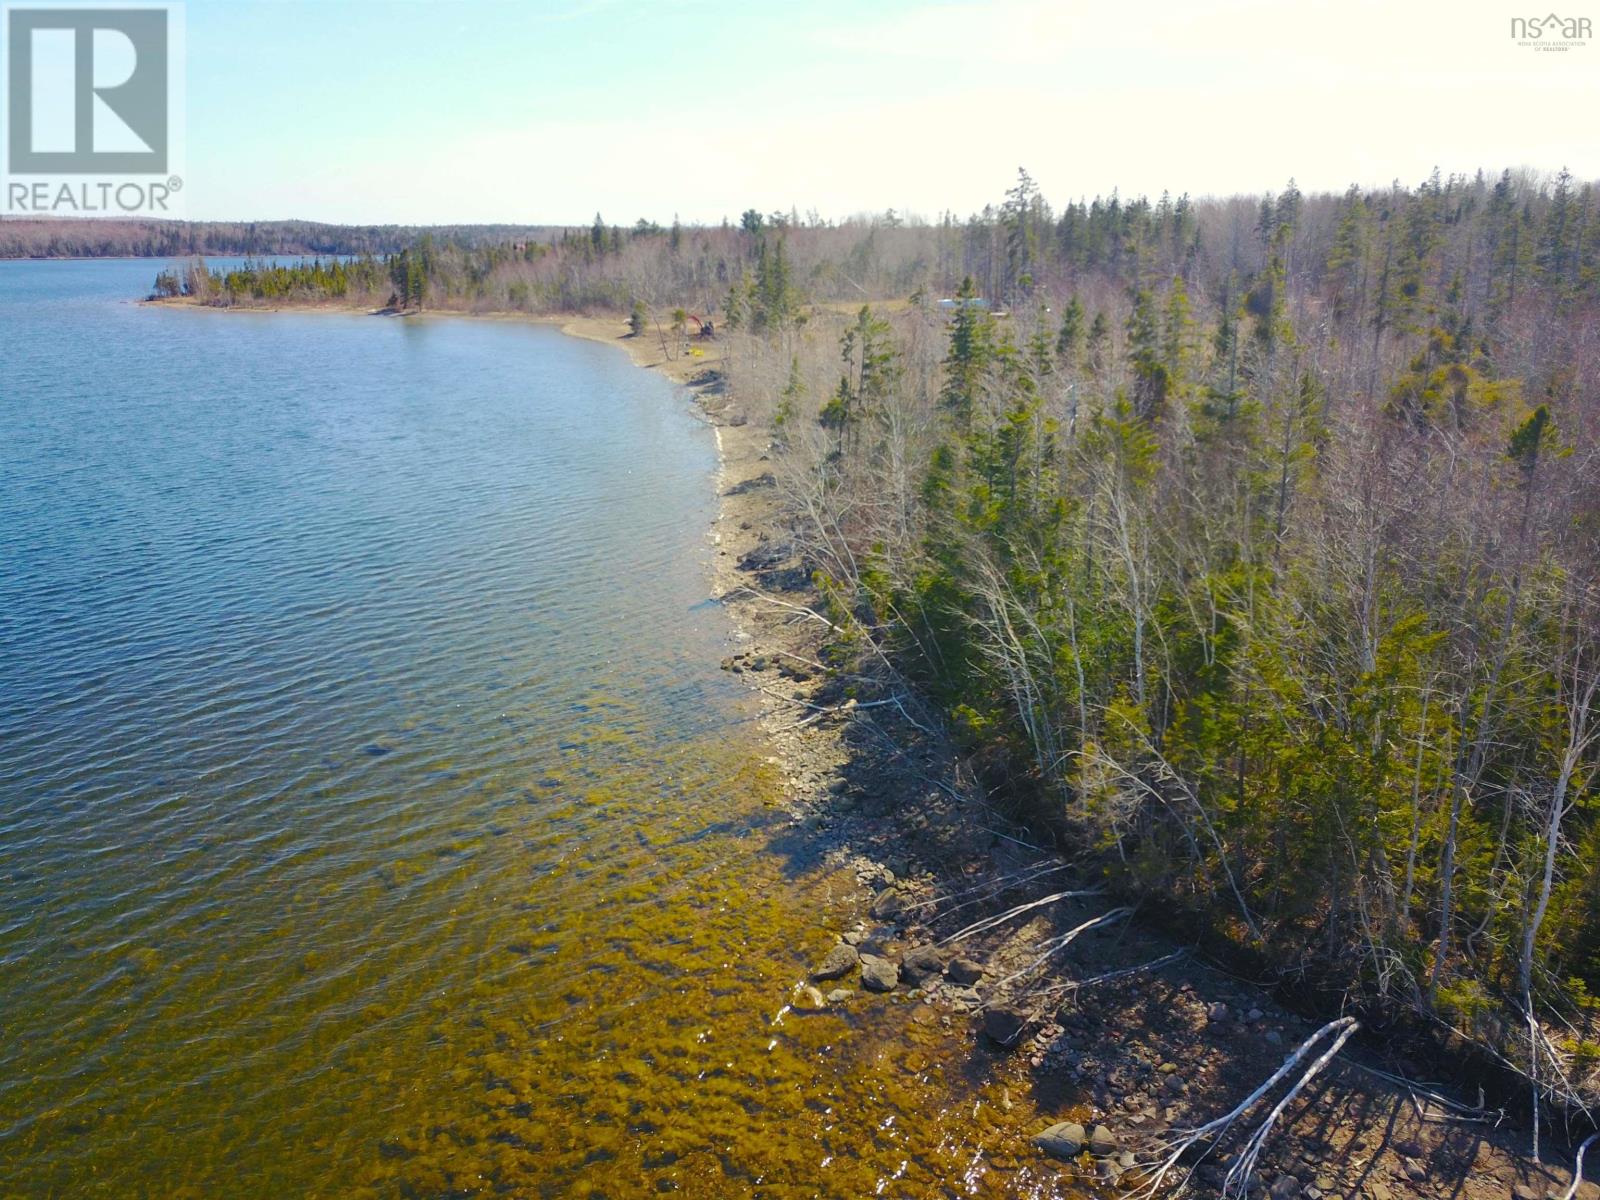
left=146, top=168, right=1600, bottom=1110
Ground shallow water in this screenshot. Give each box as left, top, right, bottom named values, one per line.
left=0, top=262, right=1078, bottom=1198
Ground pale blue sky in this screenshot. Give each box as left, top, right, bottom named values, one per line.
left=180, top=0, right=1600, bottom=223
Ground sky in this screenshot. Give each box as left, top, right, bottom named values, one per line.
left=178, top=0, right=1600, bottom=224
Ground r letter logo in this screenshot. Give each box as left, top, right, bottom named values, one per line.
left=8, top=7, right=167, bottom=171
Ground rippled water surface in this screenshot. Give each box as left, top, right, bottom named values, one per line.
left=0, top=262, right=1075, bottom=1199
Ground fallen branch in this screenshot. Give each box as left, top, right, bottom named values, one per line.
left=725, top=585, right=846, bottom=633
left=1557, top=1132, right=1600, bottom=1200
left=936, top=889, right=1105, bottom=948
left=1223, top=1017, right=1360, bottom=1197
left=1034, top=950, right=1187, bottom=1005
left=988, top=908, right=1134, bottom=993
left=1343, top=1062, right=1502, bottom=1121
left=901, top=860, right=1073, bottom=915
left=1131, top=1016, right=1360, bottom=1199
left=980, top=824, right=1049, bottom=853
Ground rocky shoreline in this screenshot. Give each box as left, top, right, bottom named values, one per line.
left=669, top=331, right=1598, bottom=1200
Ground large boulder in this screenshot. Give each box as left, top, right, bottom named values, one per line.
left=945, top=956, right=985, bottom=985
left=811, top=942, right=859, bottom=981
left=900, top=944, right=943, bottom=981
left=982, top=1003, right=1029, bottom=1047
left=1032, top=1121, right=1086, bottom=1160
left=859, top=954, right=899, bottom=992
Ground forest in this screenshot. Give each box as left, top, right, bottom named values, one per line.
left=152, top=168, right=1600, bottom=1112
left=0, top=217, right=558, bottom=259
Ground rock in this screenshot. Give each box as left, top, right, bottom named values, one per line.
left=859, top=954, right=899, bottom=992
left=1246, top=1007, right=1264, bottom=1022
left=1162, top=1073, right=1186, bottom=1095
left=1088, top=1125, right=1117, bottom=1156
left=793, top=985, right=827, bottom=1011
left=1512, top=1185, right=1542, bottom=1200
left=738, top=540, right=790, bottom=571
left=825, top=988, right=853, bottom=1003
left=948, top=986, right=981, bottom=1011
left=723, top=471, right=776, bottom=496
left=841, top=929, right=864, bottom=946
left=869, top=889, right=909, bottom=921
left=946, top=956, right=984, bottom=984
left=1401, top=1158, right=1427, bottom=1182
left=1032, top=1121, right=1086, bottom=1159
left=811, top=942, right=859, bottom=981
left=1270, top=1176, right=1301, bottom=1200
left=901, top=945, right=943, bottom=980
left=1392, top=1140, right=1424, bottom=1159
left=982, top=1004, right=1029, bottom=1047
left=1265, top=1029, right=1283, bottom=1046
left=1207, top=1002, right=1231, bottom=1023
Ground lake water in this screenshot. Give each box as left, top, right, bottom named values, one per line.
left=0, top=261, right=1072, bottom=1198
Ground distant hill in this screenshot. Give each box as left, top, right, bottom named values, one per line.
left=0, top=218, right=560, bottom=259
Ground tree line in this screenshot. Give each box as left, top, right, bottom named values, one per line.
left=730, top=168, right=1600, bottom=1118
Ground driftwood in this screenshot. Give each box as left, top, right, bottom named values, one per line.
left=1557, top=1132, right=1600, bottom=1200
left=1222, top=1018, right=1360, bottom=1196
left=901, top=860, right=1074, bottom=916
left=1131, top=1016, right=1360, bottom=1199
left=936, top=889, right=1105, bottom=948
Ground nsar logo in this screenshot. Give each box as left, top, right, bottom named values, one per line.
left=1510, top=11, right=1592, bottom=50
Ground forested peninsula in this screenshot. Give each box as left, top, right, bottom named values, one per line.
left=143, top=169, right=1600, bottom=1125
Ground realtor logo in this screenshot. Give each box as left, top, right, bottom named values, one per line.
left=2, top=2, right=184, bottom=214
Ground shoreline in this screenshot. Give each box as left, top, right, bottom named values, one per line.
left=551, top=308, right=1600, bottom=1200
left=141, top=293, right=1589, bottom=1200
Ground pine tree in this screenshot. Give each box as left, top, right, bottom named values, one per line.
left=1126, top=287, right=1169, bottom=422
left=940, top=277, right=994, bottom=425
left=1055, top=296, right=1084, bottom=367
